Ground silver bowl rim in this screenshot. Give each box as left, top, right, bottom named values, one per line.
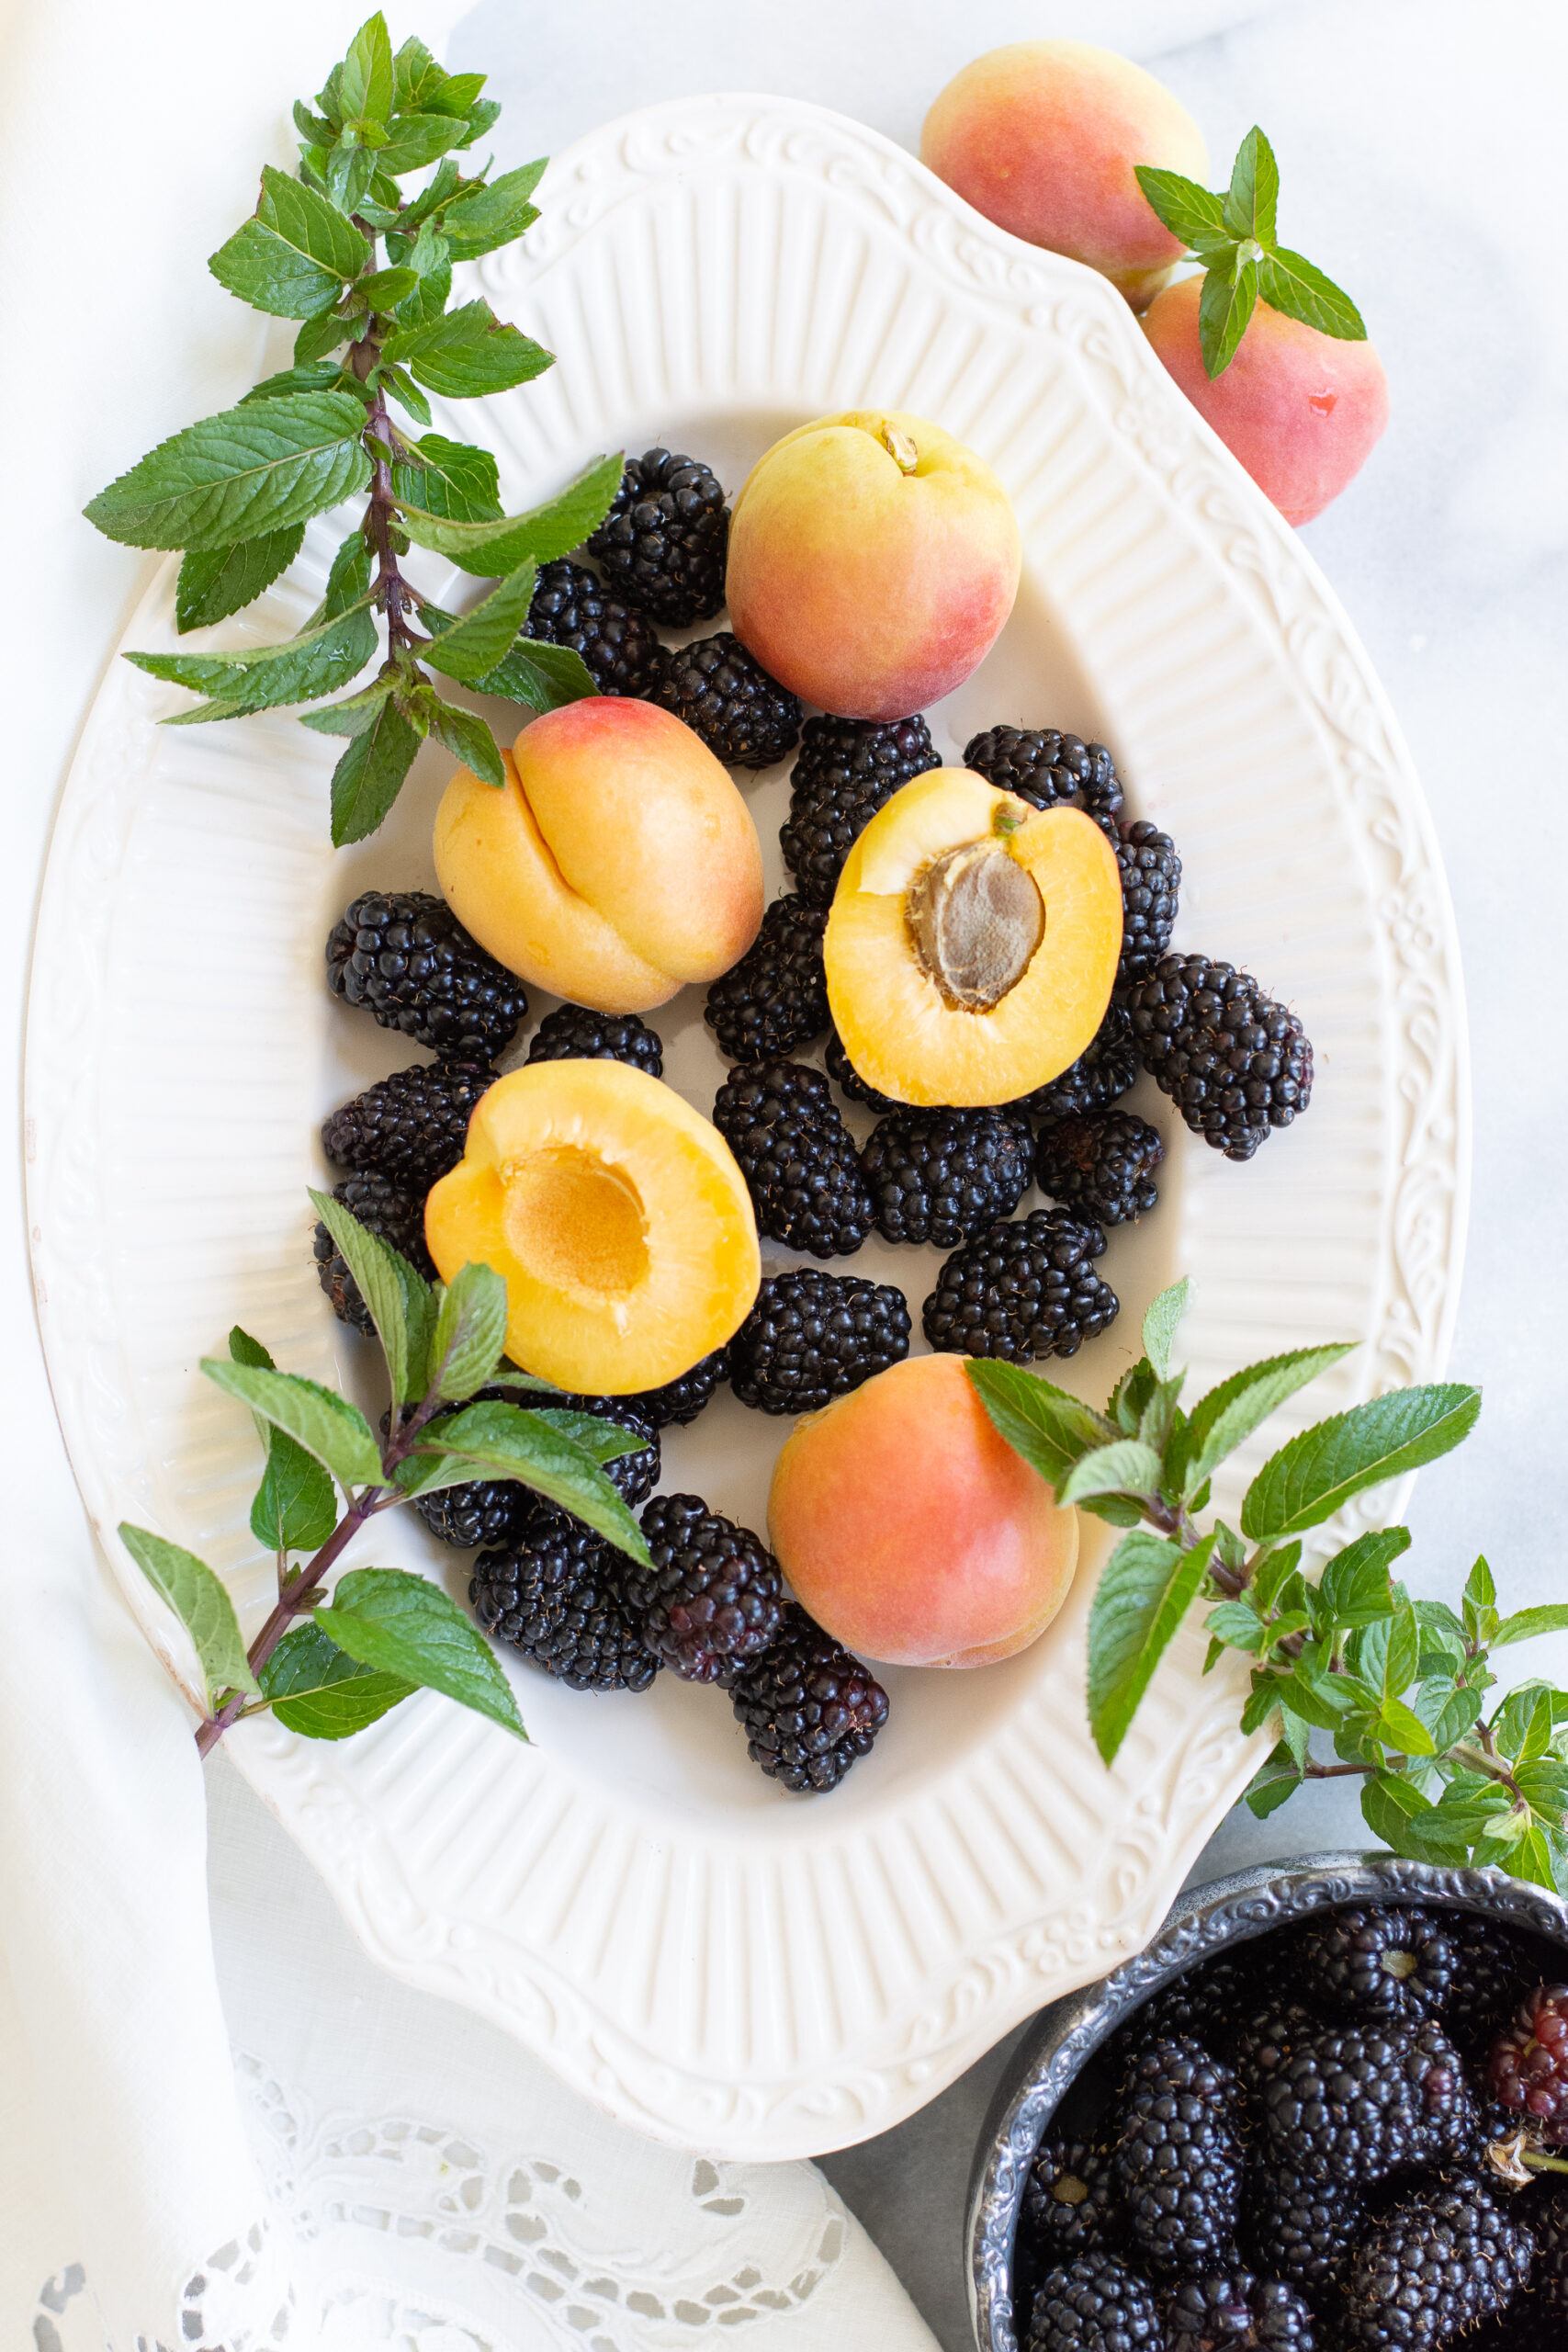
left=964, top=1849, right=1568, bottom=2352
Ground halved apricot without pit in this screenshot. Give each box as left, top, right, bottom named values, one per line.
left=824, top=768, right=1122, bottom=1107
left=424, top=1060, right=761, bottom=1395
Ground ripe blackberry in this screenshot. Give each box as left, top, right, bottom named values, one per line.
left=713, top=1060, right=874, bottom=1258
left=1106, top=1955, right=1255, bottom=2076
left=525, top=1001, right=663, bottom=1078
left=1115, top=822, right=1182, bottom=988
left=1021, top=2139, right=1125, bottom=2261
left=616, top=1347, right=729, bottom=1430
left=631, top=1495, right=784, bottom=1682
left=1445, top=1918, right=1568, bottom=2056
left=1112, top=2036, right=1247, bottom=2274
left=1297, top=1905, right=1458, bottom=2023
left=1125, top=956, right=1313, bottom=1162
left=728, top=1269, right=909, bottom=1414
left=861, top=1106, right=1034, bottom=1248
left=586, top=446, right=728, bottom=627
left=728, top=1601, right=888, bottom=1792
left=705, top=896, right=829, bottom=1061
left=1246, top=2159, right=1364, bottom=2296
left=326, top=889, right=527, bottom=1060
left=1035, top=1110, right=1164, bottom=1227
left=312, top=1170, right=435, bottom=1334
left=826, top=1025, right=904, bottom=1112
left=321, top=1057, right=494, bottom=1189
left=524, top=557, right=664, bottom=696
left=470, top=1511, right=659, bottom=1692
left=922, top=1206, right=1118, bottom=1362
left=654, top=631, right=801, bottom=768
left=963, top=727, right=1123, bottom=836
left=1533, top=2186, right=1568, bottom=2309
left=1227, top=2005, right=1322, bottom=2108
left=1165, top=2272, right=1316, bottom=2352
left=1263, top=2017, right=1476, bottom=2184
left=1489, top=1984, right=1568, bottom=2143
left=1025, top=2255, right=1162, bottom=2352
left=1016, top=1003, right=1138, bottom=1121
left=780, top=714, right=940, bottom=904
left=1341, top=2178, right=1534, bottom=2348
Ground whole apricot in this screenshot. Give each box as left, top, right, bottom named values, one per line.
left=768, top=1352, right=1078, bottom=1668
left=1143, top=276, right=1390, bottom=525
left=921, top=40, right=1208, bottom=309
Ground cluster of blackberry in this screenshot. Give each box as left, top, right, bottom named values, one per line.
left=1016, top=1903, right=1568, bottom=2352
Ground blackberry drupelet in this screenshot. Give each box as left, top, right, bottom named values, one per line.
left=780, top=714, right=940, bottom=904
left=524, top=557, right=665, bottom=697
left=1489, top=1983, right=1568, bottom=2143
left=313, top=1170, right=435, bottom=1334
left=728, top=1601, right=888, bottom=1792
left=1112, top=2036, right=1247, bottom=2275
left=922, top=1206, right=1118, bottom=1362
left=728, top=1269, right=910, bottom=1414
left=861, top=1106, right=1034, bottom=1248
left=1115, top=822, right=1182, bottom=988
left=1035, top=1110, right=1164, bottom=1227
left=1534, top=2185, right=1568, bottom=2309
left=525, top=1001, right=663, bottom=1078
left=1125, top=956, right=1313, bottom=1162
left=631, top=1494, right=785, bottom=1682
left=321, top=1057, right=495, bottom=1190
left=1262, top=2016, right=1475, bottom=2184
left=1227, top=2005, right=1322, bottom=2107
left=826, top=1024, right=905, bottom=1112
left=616, top=1348, right=730, bottom=1429
left=655, top=630, right=802, bottom=768
left=963, top=727, right=1123, bottom=836
left=1016, top=1002, right=1138, bottom=1121
left=1341, top=2178, right=1533, bottom=2348
left=326, top=889, right=527, bottom=1059
left=1105, top=1955, right=1256, bottom=2076
left=1245, top=2159, right=1364, bottom=2296
left=470, top=1511, right=659, bottom=1692
left=1297, top=1905, right=1458, bottom=2022
left=1021, top=2139, right=1125, bottom=2261
left=1165, top=2272, right=1317, bottom=2351
left=586, top=446, right=728, bottom=626
left=1025, top=2255, right=1163, bottom=2352
left=713, top=1059, right=874, bottom=1258
left=705, top=896, right=829, bottom=1061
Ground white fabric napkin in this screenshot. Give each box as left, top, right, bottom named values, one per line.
left=0, top=4, right=938, bottom=2342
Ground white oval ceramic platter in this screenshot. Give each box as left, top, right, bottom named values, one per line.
left=26, top=96, right=1468, bottom=2160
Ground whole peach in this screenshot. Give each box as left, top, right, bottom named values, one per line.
left=725, top=410, right=1021, bottom=723
left=921, top=41, right=1208, bottom=310
left=1143, top=276, right=1390, bottom=525
left=768, top=1352, right=1078, bottom=1668
left=433, top=698, right=764, bottom=1014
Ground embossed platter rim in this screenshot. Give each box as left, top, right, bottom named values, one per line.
left=25, top=94, right=1468, bottom=2159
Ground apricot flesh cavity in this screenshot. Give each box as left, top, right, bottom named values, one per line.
left=768, top=1353, right=1079, bottom=1668
left=825, top=768, right=1122, bottom=1106
left=424, top=1060, right=761, bottom=1394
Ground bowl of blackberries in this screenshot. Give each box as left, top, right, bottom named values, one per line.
left=966, top=1854, right=1568, bottom=2351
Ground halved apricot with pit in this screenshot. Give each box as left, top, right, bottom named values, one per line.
left=824, top=768, right=1122, bottom=1106
left=424, top=1060, right=761, bottom=1394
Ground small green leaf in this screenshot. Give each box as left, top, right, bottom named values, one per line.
left=402, top=1401, right=649, bottom=1564
left=427, top=1262, right=509, bottom=1401
left=1057, top=1439, right=1163, bottom=1509
left=175, top=526, right=305, bottom=633
left=1241, top=1385, right=1482, bottom=1541
left=1257, top=249, right=1367, bottom=342
left=1206, top=1599, right=1269, bottom=1655
left=118, top=1523, right=259, bottom=1710
left=251, top=1429, right=338, bottom=1556
left=1221, top=127, right=1280, bottom=245
left=316, top=1567, right=525, bottom=1740
left=441, top=162, right=546, bottom=261
left=392, top=32, right=446, bottom=109
left=1142, top=1280, right=1192, bottom=1380
left=418, top=564, right=538, bottom=684
left=259, top=1620, right=413, bottom=1737
left=390, top=432, right=501, bottom=523
left=401, top=156, right=462, bottom=228
left=1463, top=1555, right=1500, bottom=1648
left=85, top=392, right=372, bottom=553
left=1509, top=1826, right=1564, bottom=1894
left=125, top=596, right=377, bottom=718
left=424, top=697, right=504, bottom=789
left=379, top=298, right=552, bottom=400
left=1279, top=1708, right=1312, bottom=1769
left=474, top=637, right=598, bottom=715
left=387, top=222, right=452, bottom=333
left=300, top=673, right=394, bottom=738
left=1199, top=251, right=1259, bottom=380
left=1133, top=164, right=1233, bottom=255
left=329, top=696, right=424, bottom=846
left=1109, top=1361, right=1156, bottom=1435
left=240, top=361, right=358, bottom=406
left=1087, top=1531, right=1215, bottom=1765
left=1244, top=1748, right=1302, bottom=1819
left=1426, top=1683, right=1483, bottom=1752
left=294, top=305, right=355, bottom=366
left=309, top=1185, right=430, bottom=1402
left=526, top=1408, right=642, bottom=1464
left=1375, top=1698, right=1436, bottom=1758
left=394, top=452, right=621, bottom=576
left=1280, top=1664, right=1365, bottom=1729
left=355, top=265, right=420, bottom=311
left=313, top=533, right=374, bottom=625
left=376, top=113, right=471, bottom=174
left=1318, top=1527, right=1412, bottom=1626
left=1495, top=1606, right=1568, bottom=1649
left=1177, top=1343, right=1356, bottom=1497
left=201, top=1358, right=383, bottom=1489
left=209, top=165, right=370, bottom=320
left=338, top=11, right=394, bottom=130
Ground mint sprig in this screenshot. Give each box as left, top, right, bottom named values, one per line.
left=971, top=1285, right=1568, bottom=1896
left=83, top=15, right=613, bottom=843
left=120, top=1194, right=651, bottom=1756
left=1135, top=127, right=1367, bottom=379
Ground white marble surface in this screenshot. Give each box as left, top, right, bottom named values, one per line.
left=439, top=2, right=1568, bottom=2341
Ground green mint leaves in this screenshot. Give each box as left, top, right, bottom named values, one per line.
left=123, top=1193, right=649, bottom=1759
left=1135, top=127, right=1367, bottom=379
left=83, top=13, right=618, bottom=842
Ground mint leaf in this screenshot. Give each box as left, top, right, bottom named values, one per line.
left=1463, top=1555, right=1500, bottom=1649
left=442, top=162, right=546, bottom=261
left=390, top=433, right=501, bottom=523
left=378, top=364, right=434, bottom=427
left=126, top=595, right=376, bottom=717
left=527, top=1408, right=641, bottom=1464
left=338, top=12, right=394, bottom=131
left=309, top=1184, right=429, bottom=1402
left=1133, top=164, right=1232, bottom=256
left=85, top=391, right=371, bottom=552
left=401, top=156, right=462, bottom=229
left=118, top=1523, right=260, bottom=1709
left=294, top=306, right=355, bottom=366
left=379, top=300, right=552, bottom=400
left=175, top=526, right=305, bottom=633
left=316, top=1566, right=525, bottom=1740
left=402, top=1400, right=650, bottom=1564
left=312, top=532, right=373, bottom=624
left=251, top=1430, right=338, bottom=1555
left=398, top=452, right=621, bottom=577
left=240, top=362, right=357, bottom=406
left=300, top=674, right=393, bottom=738
left=259, top=1620, right=412, bottom=1738
left=1242, top=1385, right=1481, bottom=1541
left=964, top=1363, right=1118, bottom=1487
left=427, top=1261, right=509, bottom=1401
left=419, top=564, right=538, bottom=684
left=377, top=114, right=471, bottom=174
left=1088, top=1531, right=1215, bottom=1765
left=1244, top=1745, right=1302, bottom=1819
left=474, top=638, right=598, bottom=715
left=386, top=222, right=452, bottom=334
left=392, top=33, right=446, bottom=110
left=1495, top=1606, right=1568, bottom=1648
left=1142, top=1279, right=1192, bottom=1380
left=209, top=164, right=369, bottom=320
left=354, top=265, right=420, bottom=311
left=425, top=697, right=504, bottom=789
left=1257, top=249, right=1367, bottom=342
left=327, top=696, right=423, bottom=846
left=1221, top=127, right=1280, bottom=245
left=457, top=100, right=502, bottom=150
left=201, top=1358, right=383, bottom=1489
left=1057, top=1438, right=1162, bottom=1509
left=1199, top=253, right=1259, bottom=380
left=1176, top=1342, right=1356, bottom=1496
left=1319, top=1526, right=1412, bottom=1625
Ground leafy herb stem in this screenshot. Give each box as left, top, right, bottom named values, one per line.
left=350, top=319, right=419, bottom=654
left=195, top=1491, right=384, bottom=1756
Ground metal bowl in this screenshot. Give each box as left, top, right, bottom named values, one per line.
left=964, top=1850, right=1568, bottom=2352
